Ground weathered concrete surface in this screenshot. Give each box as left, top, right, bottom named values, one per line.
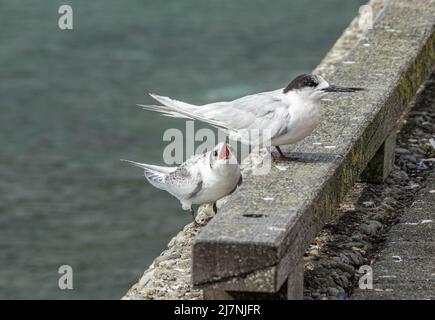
left=360, top=130, right=397, bottom=183
left=352, top=171, right=435, bottom=300
left=192, top=0, right=435, bottom=294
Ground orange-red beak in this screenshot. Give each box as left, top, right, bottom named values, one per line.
left=218, top=144, right=231, bottom=160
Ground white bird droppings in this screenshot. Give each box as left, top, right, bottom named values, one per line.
left=275, top=165, right=288, bottom=171
left=403, top=220, right=432, bottom=225
left=421, top=220, right=433, bottom=224
left=392, top=256, right=402, bottom=262
left=268, top=226, right=286, bottom=232
left=263, top=197, right=274, bottom=201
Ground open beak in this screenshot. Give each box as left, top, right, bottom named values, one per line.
left=218, top=144, right=231, bottom=160
left=322, top=85, right=365, bottom=92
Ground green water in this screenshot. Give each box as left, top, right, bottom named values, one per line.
left=0, top=0, right=365, bottom=299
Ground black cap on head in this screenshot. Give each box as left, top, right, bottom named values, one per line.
left=283, top=74, right=319, bottom=93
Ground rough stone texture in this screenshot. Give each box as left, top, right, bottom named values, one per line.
left=123, top=0, right=434, bottom=300
left=352, top=176, right=435, bottom=299
left=192, top=0, right=435, bottom=294
left=123, top=222, right=204, bottom=300
left=350, top=82, right=435, bottom=301
left=303, top=72, right=435, bottom=300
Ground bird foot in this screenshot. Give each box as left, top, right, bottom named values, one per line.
left=189, top=208, right=200, bottom=227
left=272, top=146, right=291, bottom=162
left=271, top=152, right=291, bottom=163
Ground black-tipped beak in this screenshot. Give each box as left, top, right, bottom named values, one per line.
left=322, top=85, right=365, bottom=93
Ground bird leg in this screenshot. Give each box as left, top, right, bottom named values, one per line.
left=189, top=207, right=199, bottom=227
left=213, top=202, right=217, bottom=214
left=273, top=146, right=290, bottom=162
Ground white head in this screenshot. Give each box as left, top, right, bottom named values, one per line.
left=283, top=74, right=364, bottom=101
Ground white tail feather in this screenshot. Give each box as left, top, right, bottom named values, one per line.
left=139, top=93, right=231, bottom=131
left=121, top=159, right=176, bottom=191
left=139, top=104, right=191, bottom=119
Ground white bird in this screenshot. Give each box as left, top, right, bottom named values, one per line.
left=122, top=143, right=242, bottom=221
left=139, top=74, right=364, bottom=159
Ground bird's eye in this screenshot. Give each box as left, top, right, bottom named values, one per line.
left=213, top=150, right=218, bottom=157
left=307, top=79, right=318, bottom=87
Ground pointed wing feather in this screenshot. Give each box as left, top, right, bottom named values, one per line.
left=121, top=160, right=176, bottom=191
left=139, top=104, right=192, bottom=119
left=196, top=92, right=290, bottom=143
left=142, top=90, right=290, bottom=143
left=146, top=94, right=230, bottom=131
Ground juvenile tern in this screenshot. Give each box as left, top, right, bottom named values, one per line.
left=122, top=143, right=242, bottom=221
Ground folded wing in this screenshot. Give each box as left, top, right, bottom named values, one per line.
left=121, top=160, right=176, bottom=191
left=141, top=90, right=290, bottom=144
left=165, top=165, right=203, bottom=201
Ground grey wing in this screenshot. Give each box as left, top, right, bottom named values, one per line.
left=165, top=165, right=203, bottom=201
left=196, top=91, right=290, bottom=141
left=144, top=169, right=168, bottom=191
left=121, top=160, right=175, bottom=191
